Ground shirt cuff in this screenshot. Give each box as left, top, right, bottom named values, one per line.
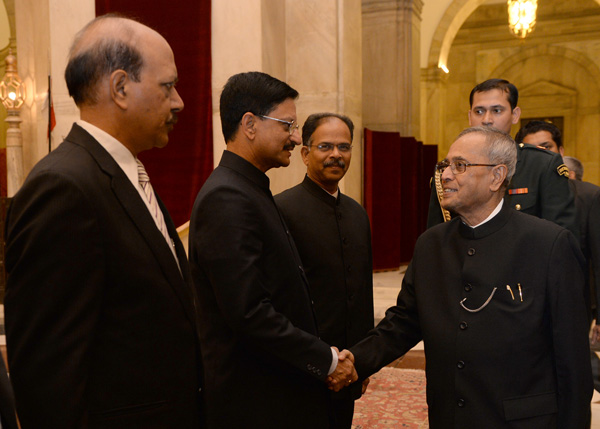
left=328, top=347, right=339, bottom=375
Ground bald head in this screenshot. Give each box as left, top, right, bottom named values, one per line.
left=65, top=15, right=163, bottom=106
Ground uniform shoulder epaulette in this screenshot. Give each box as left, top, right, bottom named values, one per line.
left=517, top=142, right=554, bottom=155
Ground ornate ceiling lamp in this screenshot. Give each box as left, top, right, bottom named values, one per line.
left=507, top=0, right=538, bottom=39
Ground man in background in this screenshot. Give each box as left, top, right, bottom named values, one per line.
left=516, top=122, right=599, bottom=325
left=346, top=127, right=592, bottom=427
left=189, top=72, right=357, bottom=428
left=4, top=15, right=203, bottom=428
left=428, top=79, right=577, bottom=238
left=275, top=113, right=374, bottom=428
left=515, top=119, right=565, bottom=156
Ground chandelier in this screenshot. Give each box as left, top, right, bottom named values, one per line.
left=507, top=0, right=538, bottom=39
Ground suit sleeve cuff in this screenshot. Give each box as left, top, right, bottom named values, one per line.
left=328, top=347, right=338, bottom=375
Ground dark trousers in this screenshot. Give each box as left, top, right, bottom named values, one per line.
left=329, top=397, right=355, bottom=429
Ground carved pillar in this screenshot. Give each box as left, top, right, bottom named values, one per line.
left=362, top=0, right=423, bottom=137
left=421, top=65, right=448, bottom=154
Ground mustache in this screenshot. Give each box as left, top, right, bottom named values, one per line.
left=283, top=143, right=296, bottom=151
left=324, top=158, right=346, bottom=169
left=167, top=114, right=179, bottom=125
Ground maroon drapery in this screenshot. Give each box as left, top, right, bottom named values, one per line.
left=364, top=129, right=437, bottom=270
left=96, top=0, right=213, bottom=226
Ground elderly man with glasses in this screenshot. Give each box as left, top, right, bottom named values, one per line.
left=336, top=126, right=592, bottom=428
left=275, top=113, right=374, bottom=428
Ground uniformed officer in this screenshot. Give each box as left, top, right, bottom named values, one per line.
left=427, top=79, right=577, bottom=238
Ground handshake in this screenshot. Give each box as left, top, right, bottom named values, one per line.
left=326, top=348, right=370, bottom=394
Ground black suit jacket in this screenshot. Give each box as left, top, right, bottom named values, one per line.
left=570, top=179, right=600, bottom=321
left=0, top=355, right=18, bottom=429
left=189, top=151, right=332, bottom=428
left=275, top=176, right=374, bottom=402
left=5, top=124, right=203, bottom=428
left=353, top=205, right=592, bottom=428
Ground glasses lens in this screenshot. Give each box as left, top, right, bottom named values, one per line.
left=454, top=161, right=467, bottom=174
left=436, top=161, right=449, bottom=172
left=337, top=144, right=352, bottom=152
left=316, top=143, right=333, bottom=151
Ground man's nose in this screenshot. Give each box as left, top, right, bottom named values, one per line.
left=481, top=111, right=492, bottom=125
left=171, top=88, right=184, bottom=112
left=441, top=166, right=454, bottom=181
left=290, top=128, right=302, bottom=145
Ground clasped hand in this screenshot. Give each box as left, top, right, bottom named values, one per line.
left=326, top=349, right=358, bottom=392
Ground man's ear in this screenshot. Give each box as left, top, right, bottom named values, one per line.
left=240, top=112, right=256, bottom=140
left=110, top=70, right=128, bottom=109
left=511, top=106, right=521, bottom=125
left=490, top=164, right=508, bottom=192
left=301, top=145, right=310, bottom=166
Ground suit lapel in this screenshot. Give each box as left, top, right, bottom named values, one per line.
left=66, top=124, right=197, bottom=326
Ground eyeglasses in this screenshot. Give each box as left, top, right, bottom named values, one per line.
left=258, top=115, right=300, bottom=136
left=436, top=160, right=498, bottom=175
left=309, top=143, right=353, bottom=153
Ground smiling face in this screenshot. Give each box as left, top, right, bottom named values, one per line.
left=253, top=98, right=302, bottom=172
left=468, top=89, right=520, bottom=134
left=302, top=117, right=352, bottom=194
left=522, top=130, right=564, bottom=156
left=441, top=132, right=505, bottom=226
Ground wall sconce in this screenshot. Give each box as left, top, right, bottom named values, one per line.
left=0, top=48, right=25, bottom=197
left=507, top=0, right=538, bottom=39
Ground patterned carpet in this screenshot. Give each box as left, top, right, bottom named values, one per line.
left=352, top=367, right=429, bottom=428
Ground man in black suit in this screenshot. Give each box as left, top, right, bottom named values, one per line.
left=4, top=16, right=203, bottom=428
left=339, top=127, right=592, bottom=427
left=563, top=156, right=600, bottom=394
left=189, top=72, right=357, bottom=428
left=275, top=113, right=373, bottom=428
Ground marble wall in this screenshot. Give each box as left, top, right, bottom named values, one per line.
left=14, top=0, right=93, bottom=176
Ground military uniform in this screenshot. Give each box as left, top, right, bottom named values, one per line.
left=427, top=143, right=578, bottom=238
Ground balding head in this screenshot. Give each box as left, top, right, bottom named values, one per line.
left=65, top=15, right=162, bottom=106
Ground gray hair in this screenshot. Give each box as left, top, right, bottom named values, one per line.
left=564, top=156, right=583, bottom=180
left=456, top=126, right=517, bottom=186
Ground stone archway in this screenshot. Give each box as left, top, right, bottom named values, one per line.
left=427, top=0, right=600, bottom=70
left=490, top=45, right=600, bottom=183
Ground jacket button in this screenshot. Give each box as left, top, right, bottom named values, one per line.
left=457, top=398, right=465, bottom=407
left=459, top=321, right=468, bottom=330
left=515, top=204, right=522, bottom=211
left=464, top=284, right=472, bottom=292
left=467, top=248, right=475, bottom=256
left=457, top=360, right=465, bottom=369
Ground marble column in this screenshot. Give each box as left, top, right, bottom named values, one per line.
left=362, top=0, right=423, bottom=138
left=14, top=0, right=93, bottom=177
left=420, top=65, right=448, bottom=156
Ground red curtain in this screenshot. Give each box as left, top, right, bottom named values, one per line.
left=364, top=129, right=437, bottom=270
left=96, top=0, right=213, bottom=227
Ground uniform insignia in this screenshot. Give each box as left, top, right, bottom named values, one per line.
left=508, top=188, right=528, bottom=195
left=557, top=164, right=570, bottom=177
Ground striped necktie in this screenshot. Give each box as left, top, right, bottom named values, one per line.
left=136, top=159, right=172, bottom=247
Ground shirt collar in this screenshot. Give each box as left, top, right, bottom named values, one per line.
left=470, top=199, right=504, bottom=228
left=76, top=120, right=140, bottom=188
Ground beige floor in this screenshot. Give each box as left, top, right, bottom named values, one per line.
left=373, top=268, right=600, bottom=427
